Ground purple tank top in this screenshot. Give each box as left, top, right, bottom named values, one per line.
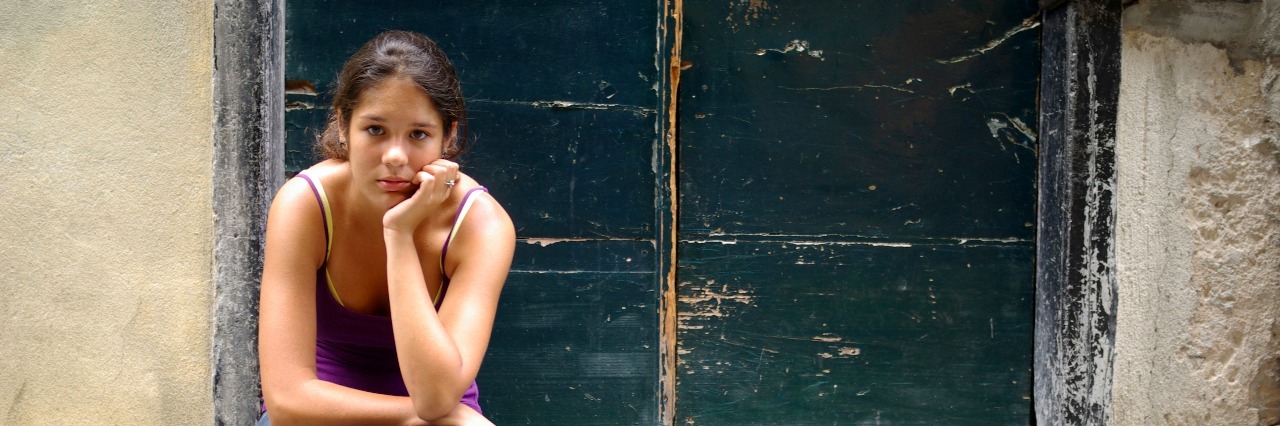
left=300, top=173, right=485, bottom=414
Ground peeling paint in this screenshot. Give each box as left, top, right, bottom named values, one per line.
left=659, top=1, right=684, bottom=424
left=782, top=83, right=913, bottom=93
left=468, top=98, right=655, bottom=116
left=948, top=82, right=974, bottom=96
left=284, top=101, right=317, bottom=111
left=813, top=334, right=843, bottom=343
left=986, top=113, right=1038, bottom=143
left=787, top=240, right=913, bottom=248
left=936, top=14, right=1042, bottom=64
left=284, top=79, right=317, bottom=95
left=520, top=237, right=646, bottom=247
left=755, top=39, right=824, bottom=60
left=678, top=282, right=755, bottom=320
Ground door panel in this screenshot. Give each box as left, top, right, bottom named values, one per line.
left=284, top=1, right=665, bottom=424
left=677, top=243, right=1034, bottom=423
left=675, top=1, right=1039, bottom=423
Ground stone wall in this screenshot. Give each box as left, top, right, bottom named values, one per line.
left=0, top=1, right=215, bottom=423
left=1114, top=0, right=1280, bottom=424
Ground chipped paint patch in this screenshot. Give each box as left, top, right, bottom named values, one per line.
left=755, top=39, right=824, bottom=60
left=522, top=238, right=592, bottom=247
left=782, top=83, right=913, bottom=93
left=812, top=333, right=843, bottom=343
left=936, top=14, right=1041, bottom=64
left=678, top=281, right=756, bottom=320
left=948, top=82, right=975, bottom=96
left=285, top=101, right=318, bottom=111
left=468, top=98, right=655, bottom=117
left=787, top=241, right=913, bottom=248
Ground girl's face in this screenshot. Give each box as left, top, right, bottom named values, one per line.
left=345, top=76, right=450, bottom=210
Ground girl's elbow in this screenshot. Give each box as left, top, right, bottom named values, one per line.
left=263, top=395, right=303, bottom=426
left=408, top=380, right=467, bottom=421
left=411, top=395, right=457, bottom=422
left=262, top=381, right=315, bottom=426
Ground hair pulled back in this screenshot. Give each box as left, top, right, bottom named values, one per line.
left=319, top=30, right=469, bottom=161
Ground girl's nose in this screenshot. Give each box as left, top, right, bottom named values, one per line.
left=383, top=139, right=408, bottom=167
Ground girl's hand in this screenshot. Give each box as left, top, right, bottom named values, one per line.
left=383, top=159, right=459, bottom=233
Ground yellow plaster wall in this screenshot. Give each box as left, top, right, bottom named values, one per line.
left=0, top=1, right=215, bottom=423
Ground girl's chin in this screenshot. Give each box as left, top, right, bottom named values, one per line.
left=368, top=190, right=411, bottom=210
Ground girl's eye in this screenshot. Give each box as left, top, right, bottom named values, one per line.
left=366, top=126, right=385, bottom=136
left=411, top=130, right=429, bottom=140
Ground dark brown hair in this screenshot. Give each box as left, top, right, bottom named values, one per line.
left=318, top=30, right=469, bottom=160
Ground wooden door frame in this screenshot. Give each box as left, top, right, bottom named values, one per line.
left=210, top=0, right=1122, bottom=423
left=1033, top=0, right=1121, bottom=424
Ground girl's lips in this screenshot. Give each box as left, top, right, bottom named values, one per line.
left=377, top=179, right=412, bottom=192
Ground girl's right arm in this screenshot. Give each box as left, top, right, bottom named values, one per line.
left=258, top=177, right=425, bottom=426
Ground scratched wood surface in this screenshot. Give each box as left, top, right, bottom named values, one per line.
left=284, top=1, right=664, bottom=424
left=676, top=1, right=1040, bottom=424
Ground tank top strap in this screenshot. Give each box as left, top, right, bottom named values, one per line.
left=435, top=186, right=488, bottom=307
left=295, top=172, right=345, bottom=307
left=440, top=187, right=489, bottom=272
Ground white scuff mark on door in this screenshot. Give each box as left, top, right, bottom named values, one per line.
left=987, top=116, right=1035, bottom=152
left=812, top=333, right=843, bottom=342
left=948, top=82, right=974, bottom=96
left=935, top=15, right=1041, bottom=64
left=678, top=282, right=756, bottom=323
left=782, top=83, right=914, bottom=94
left=996, top=112, right=1037, bottom=142
left=755, top=39, right=824, bottom=60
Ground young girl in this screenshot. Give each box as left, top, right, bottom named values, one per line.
left=258, top=30, right=513, bottom=425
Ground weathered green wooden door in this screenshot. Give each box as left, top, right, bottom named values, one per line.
left=284, top=1, right=1038, bottom=424
left=674, top=1, right=1039, bottom=423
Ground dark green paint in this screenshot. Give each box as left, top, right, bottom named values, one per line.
left=482, top=241, right=659, bottom=425
left=678, top=0, right=1040, bottom=240
left=676, top=0, right=1039, bottom=423
left=677, top=242, right=1034, bottom=424
left=285, top=0, right=1039, bottom=424
left=284, top=1, right=665, bottom=424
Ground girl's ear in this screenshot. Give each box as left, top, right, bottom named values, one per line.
left=334, top=108, right=347, bottom=138
left=443, top=121, right=460, bottom=158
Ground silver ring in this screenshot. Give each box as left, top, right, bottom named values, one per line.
left=445, top=179, right=457, bottom=189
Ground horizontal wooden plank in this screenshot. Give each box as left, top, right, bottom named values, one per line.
left=481, top=270, right=659, bottom=425
left=676, top=241, right=1034, bottom=424
left=463, top=105, right=657, bottom=239
left=511, top=239, right=655, bottom=273
left=285, top=104, right=659, bottom=238
left=285, top=0, right=661, bottom=108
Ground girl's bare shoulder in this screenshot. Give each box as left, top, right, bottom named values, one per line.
left=298, top=160, right=349, bottom=186
left=454, top=173, right=514, bottom=240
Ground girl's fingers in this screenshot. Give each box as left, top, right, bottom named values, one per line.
left=430, top=159, right=460, bottom=183
left=415, top=171, right=434, bottom=187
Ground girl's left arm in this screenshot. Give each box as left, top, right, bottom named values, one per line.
left=384, top=192, right=515, bottom=421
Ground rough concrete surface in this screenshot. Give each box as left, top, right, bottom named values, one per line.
left=0, top=1, right=215, bottom=424
left=1115, top=1, right=1280, bottom=424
